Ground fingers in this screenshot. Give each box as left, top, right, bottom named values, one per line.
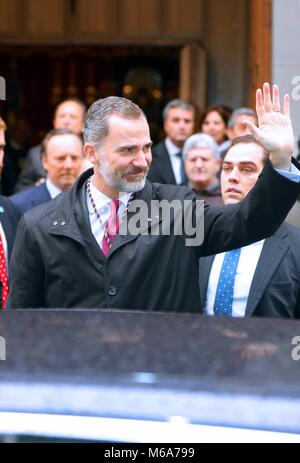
left=272, top=84, right=281, bottom=112
left=243, top=120, right=260, bottom=138
left=256, top=88, right=265, bottom=119
left=283, top=93, right=290, bottom=116
left=263, top=82, right=273, bottom=112
left=258, top=82, right=290, bottom=115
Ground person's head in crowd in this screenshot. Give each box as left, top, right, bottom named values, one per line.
left=221, top=134, right=268, bottom=205
left=227, top=107, right=258, bottom=140
left=83, top=96, right=152, bottom=197
left=183, top=133, right=221, bottom=191
left=53, top=98, right=86, bottom=135
left=200, top=105, right=230, bottom=146
left=162, top=99, right=195, bottom=148
left=41, top=128, right=84, bottom=191
left=0, top=118, right=6, bottom=175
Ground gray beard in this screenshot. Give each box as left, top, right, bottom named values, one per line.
left=98, top=157, right=148, bottom=193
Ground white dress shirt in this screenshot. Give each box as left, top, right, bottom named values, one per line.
left=0, top=222, right=8, bottom=270
left=165, top=137, right=183, bottom=185
left=46, top=178, right=63, bottom=199
left=86, top=179, right=131, bottom=249
left=204, top=239, right=265, bottom=317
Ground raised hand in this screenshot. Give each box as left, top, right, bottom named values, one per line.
left=244, top=82, right=294, bottom=170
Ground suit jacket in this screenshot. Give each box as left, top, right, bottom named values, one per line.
left=148, top=140, right=180, bottom=185
left=7, top=160, right=300, bottom=311
left=10, top=182, right=52, bottom=216
left=193, top=183, right=224, bottom=207
left=0, top=196, right=19, bottom=308
left=0, top=196, right=19, bottom=259
left=14, top=144, right=46, bottom=192
left=199, top=223, right=300, bottom=318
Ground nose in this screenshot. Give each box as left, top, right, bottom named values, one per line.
left=228, top=166, right=240, bottom=182
left=63, top=156, right=73, bottom=169
left=195, top=157, right=203, bottom=168
left=133, top=150, right=150, bottom=170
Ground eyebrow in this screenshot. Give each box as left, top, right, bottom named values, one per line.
left=117, top=141, right=153, bottom=151
left=223, top=161, right=257, bottom=167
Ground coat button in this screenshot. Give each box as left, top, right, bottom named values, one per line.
left=108, top=285, right=117, bottom=296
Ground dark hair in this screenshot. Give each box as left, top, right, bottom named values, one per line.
left=200, top=105, right=231, bottom=129
left=41, top=128, right=83, bottom=158
left=229, top=135, right=269, bottom=163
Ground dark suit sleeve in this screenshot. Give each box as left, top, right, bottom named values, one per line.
left=14, top=147, right=46, bottom=193
left=7, top=215, right=45, bottom=309
left=198, top=159, right=300, bottom=256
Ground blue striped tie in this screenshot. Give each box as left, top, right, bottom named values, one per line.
left=213, top=248, right=241, bottom=316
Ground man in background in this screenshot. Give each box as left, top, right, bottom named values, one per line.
left=183, top=133, right=223, bottom=206
left=14, top=98, right=86, bottom=192
left=227, top=107, right=257, bottom=141
left=147, top=99, right=195, bottom=185
left=10, top=128, right=84, bottom=216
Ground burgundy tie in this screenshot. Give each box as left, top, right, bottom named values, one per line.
left=102, top=199, right=120, bottom=257
left=0, top=234, right=9, bottom=309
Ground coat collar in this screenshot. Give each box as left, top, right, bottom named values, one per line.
left=48, top=169, right=163, bottom=260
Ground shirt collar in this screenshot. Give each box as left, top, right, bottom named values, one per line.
left=46, top=178, right=63, bottom=199
left=165, top=137, right=182, bottom=157
left=87, top=178, right=131, bottom=215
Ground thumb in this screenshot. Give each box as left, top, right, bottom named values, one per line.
left=243, top=120, right=259, bottom=137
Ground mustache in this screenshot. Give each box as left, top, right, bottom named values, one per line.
left=122, top=168, right=148, bottom=176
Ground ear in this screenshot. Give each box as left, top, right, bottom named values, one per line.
left=41, top=155, right=48, bottom=172
left=83, top=143, right=99, bottom=164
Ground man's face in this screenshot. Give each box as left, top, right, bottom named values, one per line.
left=42, top=134, right=83, bottom=191
left=164, top=108, right=194, bottom=146
left=0, top=129, right=5, bottom=174
left=53, top=101, right=84, bottom=135
left=227, top=114, right=258, bottom=140
left=185, top=147, right=220, bottom=188
left=221, top=143, right=265, bottom=205
left=85, top=115, right=152, bottom=196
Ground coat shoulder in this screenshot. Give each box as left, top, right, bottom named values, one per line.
left=21, top=189, right=69, bottom=229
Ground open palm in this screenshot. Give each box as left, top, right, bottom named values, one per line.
left=245, top=83, right=294, bottom=169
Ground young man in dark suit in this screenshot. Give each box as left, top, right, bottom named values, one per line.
left=199, top=134, right=300, bottom=318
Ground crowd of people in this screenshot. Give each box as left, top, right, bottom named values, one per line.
left=1, top=82, right=300, bottom=317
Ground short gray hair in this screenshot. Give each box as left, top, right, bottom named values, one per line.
left=228, top=107, right=257, bottom=129
left=182, top=133, right=220, bottom=160
left=162, top=99, right=194, bottom=121
left=83, top=96, right=146, bottom=148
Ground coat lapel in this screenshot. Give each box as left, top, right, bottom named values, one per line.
left=245, top=226, right=290, bottom=316
left=0, top=203, right=15, bottom=258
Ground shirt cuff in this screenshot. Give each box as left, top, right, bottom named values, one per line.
left=276, top=163, right=300, bottom=183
